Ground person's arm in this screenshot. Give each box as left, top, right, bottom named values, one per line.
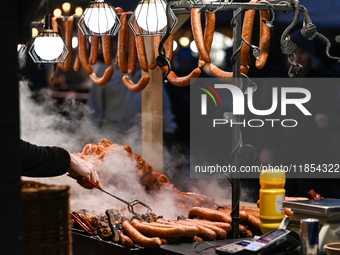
left=20, top=139, right=70, bottom=177
left=20, top=140, right=102, bottom=189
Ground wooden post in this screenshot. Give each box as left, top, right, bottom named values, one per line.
left=142, top=36, right=164, bottom=173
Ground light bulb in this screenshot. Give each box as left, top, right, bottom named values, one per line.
left=75, top=7, right=83, bottom=16
left=173, top=40, right=178, bottom=51
left=83, top=5, right=116, bottom=34
left=53, top=8, right=62, bottom=17
left=135, top=0, right=167, bottom=32
left=32, top=28, right=39, bottom=38
left=72, top=36, right=78, bottom=48
left=62, top=2, right=71, bottom=13
left=179, top=37, right=190, bottom=47
left=34, top=36, right=64, bottom=60
left=190, top=40, right=198, bottom=53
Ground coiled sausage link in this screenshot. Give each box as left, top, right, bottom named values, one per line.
left=150, top=36, right=162, bottom=70
left=89, top=36, right=99, bottom=65
left=122, top=73, right=150, bottom=93
left=72, top=15, right=81, bottom=72
left=132, top=20, right=148, bottom=72
left=167, top=68, right=201, bottom=87
left=255, top=0, right=271, bottom=69
left=128, top=29, right=137, bottom=74
left=118, top=12, right=128, bottom=74
left=191, top=8, right=211, bottom=63
left=78, top=27, right=93, bottom=74
left=198, top=12, right=216, bottom=67
left=58, top=16, right=74, bottom=71
left=240, top=0, right=258, bottom=74
left=165, top=33, right=174, bottom=62
left=89, top=65, right=114, bottom=86
left=102, top=36, right=112, bottom=65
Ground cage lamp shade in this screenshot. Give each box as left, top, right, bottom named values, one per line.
left=78, top=0, right=121, bottom=36
left=29, top=14, right=69, bottom=63
left=34, top=35, right=64, bottom=60
left=135, top=0, right=167, bottom=32
left=129, top=0, right=177, bottom=36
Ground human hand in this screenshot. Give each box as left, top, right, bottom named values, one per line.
left=259, top=148, right=274, bottom=165
left=68, top=153, right=103, bottom=189
left=314, top=113, right=329, bottom=129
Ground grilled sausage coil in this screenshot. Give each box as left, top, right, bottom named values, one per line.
left=240, top=0, right=258, bottom=74
left=78, top=27, right=93, bottom=74
left=191, top=8, right=211, bottom=63
left=128, top=29, right=137, bottom=75
left=199, top=12, right=216, bottom=67
left=118, top=12, right=128, bottom=74
left=256, top=0, right=271, bottom=69
left=89, top=65, right=114, bottom=86
left=122, top=73, right=150, bottom=93
left=89, top=36, right=99, bottom=65
left=167, top=68, right=201, bottom=86
left=102, top=36, right=112, bottom=66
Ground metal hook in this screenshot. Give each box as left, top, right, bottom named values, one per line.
left=158, top=1, right=177, bottom=82
left=241, top=35, right=260, bottom=59
left=230, top=8, right=242, bottom=27
left=299, top=5, right=312, bottom=25
left=241, top=73, right=258, bottom=94
left=298, top=4, right=340, bottom=62
left=203, top=0, right=228, bottom=14
left=280, top=0, right=300, bottom=45
left=288, top=62, right=303, bottom=77
left=161, top=57, right=172, bottom=84
left=278, top=1, right=291, bottom=14
left=51, top=63, right=57, bottom=81
left=205, top=5, right=224, bottom=14
left=287, top=52, right=297, bottom=66
left=259, top=1, right=275, bottom=30
left=230, top=42, right=243, bottom=65
left=316, top=33, right=340, bottom=62
left=287, top=53, right=303, bottom=77
left=299, top=5, right=318, bottom=40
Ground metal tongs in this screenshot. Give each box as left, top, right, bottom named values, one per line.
left=70, top=211, right=102, bottom=240
left=67, top=175, right=152, bottom=216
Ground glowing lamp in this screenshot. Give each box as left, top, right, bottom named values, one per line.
left=129, top=0, right=177, bottom=36
left=34, top=35, right=64, bottom=60
left=135, top=0, right=167, bottom=32
left=78, top=0, right=121, bottom=36
left=29, top=14, right=69, bottom=63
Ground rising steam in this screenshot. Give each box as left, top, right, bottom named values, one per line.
left=20, top=79, right=240, bottom=219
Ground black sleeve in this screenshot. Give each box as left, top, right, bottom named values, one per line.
left=20, top=139, right=71, bottom=177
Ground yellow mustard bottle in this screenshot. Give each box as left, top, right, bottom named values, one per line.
left=259, top=169, right=286, bottom=234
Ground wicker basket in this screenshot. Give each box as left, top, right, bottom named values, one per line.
left=22, top=181, right=72, bottom=255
